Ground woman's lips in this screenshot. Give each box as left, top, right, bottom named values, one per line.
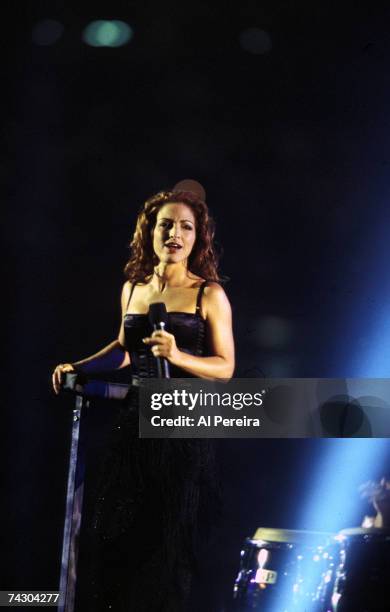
left=164, top=244, right=182, bottom=251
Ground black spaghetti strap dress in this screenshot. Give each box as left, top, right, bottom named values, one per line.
left=85, top=282, right=220, bottom=612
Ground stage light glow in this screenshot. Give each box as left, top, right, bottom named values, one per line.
left=32, top=19, right=64, bottom=46
left=239, top=28, right=272, bottom=55
left=332, top=214, right=390, bottom=377
left=269, top=439, right=389, bottom=612
left=301, top=439, right=389, bottom=533
left=352, top=311, right=390, bottom=376
left=82, top=20, right=133, bottom=47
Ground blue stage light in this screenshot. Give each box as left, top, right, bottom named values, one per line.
left=269, top=438, right=389, bottom=612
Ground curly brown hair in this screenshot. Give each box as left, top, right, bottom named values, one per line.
left=124, top=190, right=221, bottom=283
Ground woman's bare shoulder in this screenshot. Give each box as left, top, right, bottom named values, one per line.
left=203, top=281, right=225, bottom=295
left=120, top=282, right=131, bottom=309
left=121, top=280, right=132, bottom=295
left=122, top=281, right=132, bottom=293
left=204, top=281, right=230, bottom=310
left=121, top=279, right=149, bottom=293
left=186, top=273, right=206, bottom=288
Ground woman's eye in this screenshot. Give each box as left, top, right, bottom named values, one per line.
left=184, top=225, right=193, bottom=230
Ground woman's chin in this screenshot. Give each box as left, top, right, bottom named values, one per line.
left=159, top=255, right=185, bottom=265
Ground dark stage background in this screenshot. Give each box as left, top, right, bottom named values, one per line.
left=4, top=1, right=390, bottom=610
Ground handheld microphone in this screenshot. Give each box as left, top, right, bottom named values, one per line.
left=148, top=302, right=171, bottom=378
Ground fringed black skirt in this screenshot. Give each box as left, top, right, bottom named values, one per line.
left=81, top=386, right=220, bottom=612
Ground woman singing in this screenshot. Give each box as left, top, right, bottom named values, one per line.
left=52, top=180, right=235, bottom=611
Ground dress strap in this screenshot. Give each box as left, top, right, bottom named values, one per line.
left=126, top=283, right=136, bottom=311
left=195, top=281, right=209, bottom=315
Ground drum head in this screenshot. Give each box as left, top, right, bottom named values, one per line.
left=252, top=527, right=333, bottom=545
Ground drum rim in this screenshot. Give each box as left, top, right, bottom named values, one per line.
left=252, top=527, right=334, bottom=544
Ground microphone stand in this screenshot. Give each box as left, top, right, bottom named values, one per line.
left=58, top=388, right=88, bottom=612
left=58, top=373, right=131, bottom=612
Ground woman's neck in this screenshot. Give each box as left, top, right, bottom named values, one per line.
left=152, top=263, right=189, bottom=292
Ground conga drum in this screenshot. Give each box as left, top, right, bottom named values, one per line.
left=330, top=527, right=390, bottom=612
left=233, top=527, right=333, bottom=611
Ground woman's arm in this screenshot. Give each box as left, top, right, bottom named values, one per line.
left=52, top=283, right=131, bottom=394
left=143, top=283, right=235, bottom=380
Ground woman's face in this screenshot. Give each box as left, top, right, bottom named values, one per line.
left=153, top=202, right=196, bottom=265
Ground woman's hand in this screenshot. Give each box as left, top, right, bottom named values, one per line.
left=52, top=363, right=75, bottom=395
left=142, top=330, right=181, bottom=363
